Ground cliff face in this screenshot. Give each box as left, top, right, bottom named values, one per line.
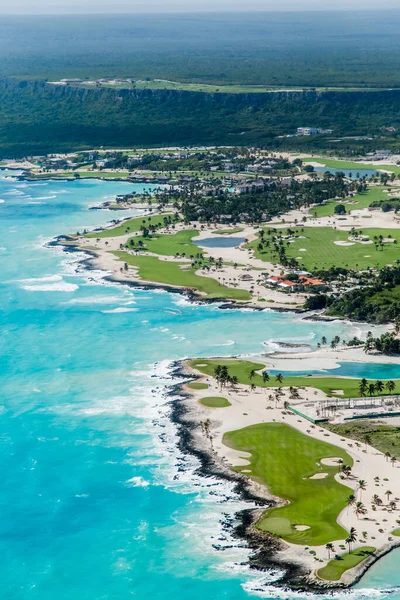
left=0, top=78, right=400, bottom=156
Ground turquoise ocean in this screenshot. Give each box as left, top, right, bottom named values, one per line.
left=0, top=170, right=399, bottom=599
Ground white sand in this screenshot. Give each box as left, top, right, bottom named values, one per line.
left=334, top=241, right=354, bottom=246
left=309, top=472, right=328, bottom=479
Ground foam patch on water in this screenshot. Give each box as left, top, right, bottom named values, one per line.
left=125, top=476, right=151, bottom=488
left=22, top=281, right=78, bottom=292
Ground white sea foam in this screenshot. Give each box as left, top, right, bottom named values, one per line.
left=17, top=274, right=63, bottom=284
left=211, top=340, right=235, bottom=346
left=64, top=294, right=133, bottom=305
left=125, top=476, right=151, bottom=488
left=0, top=199, right=4, bottom=203
left=5, top=189, right=25, bottom=196
left=34, top=195, right=57, bottom=200
left=22, top=282, right=79, bottom=292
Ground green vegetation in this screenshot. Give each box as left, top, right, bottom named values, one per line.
left=190, top=358, right=400, bottom=398
left=250, top=227, right=400, bottom=271
left=212, top=228, right=244, bottom=235
left=303, top=158, right=400, bottom=176
left=392, top=528, right=400, bottom=536
left=126, top=229, right=200, bottom=257
left=187, top=382, right=208, bottom=390
left=85, top=215, right=172, bottom=238
left=324, top=267, right=400, bottom=323
left=317, top=547, right=375, bottom=581
left=325, top=421, right=400, bottom=457
left=200, top=396, right=231, bottom=408
left=223, top=423, right=352, bottom=545
left=310, top=187, right=389, bottom=218
left=112, top=252, right=251, bottom=300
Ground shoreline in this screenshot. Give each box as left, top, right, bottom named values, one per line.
left=53, top=231, right=399, bottom=593
left=168, top=361, right=400, bottom=592
left=173, top=359, right=400, bottom=591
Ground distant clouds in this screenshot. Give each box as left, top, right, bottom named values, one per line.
left=1, top=0, right=400, bottom=14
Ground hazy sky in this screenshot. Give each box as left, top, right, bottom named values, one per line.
left=0, top=0, right=399, bottom=13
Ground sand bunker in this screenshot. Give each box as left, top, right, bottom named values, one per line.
left=384, top=238, right=395, bottom=243
left=331, top=389, right=344, bottom=395
left=309, top=472, right=328, bottom=480
left=299, top=248, right=307, bottom=252
left=195, top=363, right=207, bottom=367
left=364, top=255, right=371, bottom=258
left=294, top=525, right=310, bottom=531
left=334, top=241, right=354, bottom=246
left=320, top=457, right=342, bottom=466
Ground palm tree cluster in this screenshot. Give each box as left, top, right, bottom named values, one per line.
left=358, top=377, right=396, bottom=397
left=214, top=365, right=238, bottom=390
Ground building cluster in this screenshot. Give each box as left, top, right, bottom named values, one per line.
left=296, top=127, right=333, bottom=136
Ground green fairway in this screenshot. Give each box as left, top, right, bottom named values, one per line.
left=85, top=214, right=173, bottom=238
left=112, top=252, right=251, bottom=300
left=187, top=382, right=208, bottom=390
left=126, top=229, right=200, bottom=257
left=223, top=423, right=352, bottom=545
left=302, top=157, right=400, bottom=176
left=249, top=226, right=400, bottom=271
left=317, top=547, right=376, bottom=581
left=200, top=396, right=231, bottom=407
left=189, top=358, right=400, bottom=398
left=310, top=186, right=389, bottom=218
left=392, top=528, right=400, bottom=536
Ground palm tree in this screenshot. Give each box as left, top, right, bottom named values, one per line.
left=354, top=501, right=367, bottom=519
left=358, top=480, right=367, bottom=499
left=347, top=494, right=356, bottom=512
left=262, top=371, right=270, bottom=385
left=368, top=383, right=376, bottom=397
left=275, top=373, right=283, bottom=384
left=347, top=527, right=357, bottom=553
left=391, top=456, right=397, bottom=467
left=321, top=336, right=327, bottom=345
left=326, top=543, right=335, bottom=559
left=386, top=380, right=396, bottom=394
left=385, top=490, right=393, bottom=502
left=375, top=380, right=385, bottom=394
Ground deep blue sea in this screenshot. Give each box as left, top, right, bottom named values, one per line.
left=0, top=170, right=399, bottom=599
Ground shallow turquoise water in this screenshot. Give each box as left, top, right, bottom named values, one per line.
left=314, top=167, right=380, bottom=178
left=0, top=170, right=398, bottom=599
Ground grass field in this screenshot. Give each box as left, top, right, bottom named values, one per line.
left=303, top=157, right=400, bottom=176
left=189, top=359, right=400, bottom=398
left=187, top=382, right=208, bottom=390
left=392, top=528, right=400, bottom=536
left=200, top=396, right=231, bottom=407
left=85, top=214, right=173, bottom=238
left=126, top=229, right=201, bottom=257
left=112, top=252, right=251, bottom=300
left=250, top=226, right=400, bottom=271
left=317, top=547, right=376, bottom=581
left=310, top=186, right=389, bottom=218
left=223, top=423, right=352, bottom=545
left=325, top=420, right=400, bottom=456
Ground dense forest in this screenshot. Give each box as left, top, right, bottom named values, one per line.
left=305, top=267, right=400, bottom=324
left=1, top=80, right=400, bottom=157
left=2, top=13, right=400, bottom=86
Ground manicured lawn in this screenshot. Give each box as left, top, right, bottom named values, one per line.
left=249, top=226, right=400, bottom=271
left=310, top=186, right=389, bottom=218
left=223, top=423, right=352, bottom=545
left=325, top=420, right=400, bottom=457
left=392, top=528, right=400, bottom=536
left=112, top=252, right=251, bottom=300
left=317, top=547, right=376, bottom=581
left=302, top=157, right=400, bottom=176
left=200, top=396, right=231, bottom=407
left=212, top=228, right=245, bottom=235
left=189, top=359, right=400, bottom=398
left=187, top=382, right=208, bottom=390
left=85, top=214, right=173, bottom=238
left=126, top=229, right=200, bottom=256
